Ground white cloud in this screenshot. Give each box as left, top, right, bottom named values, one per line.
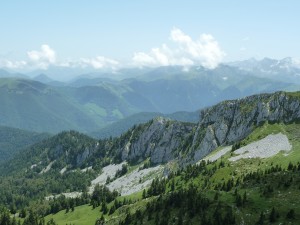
left=0, top=45, right=56, bottom=70
left=242, top=37, right=250, bottom=41
left=27, top=44, right=56, bottom=69
left=0, top=59, right=27, bottom=69
left=133, top=52, right=156, bottom=66
left=132, top=28, right=225, bottom=69
left=79, top=56, right=119, bottom=69
left=292, top=58, right=300, bottom=68
left=0, top=45, right=119, bottom=71
left=0, top=30, right=226, bottom=71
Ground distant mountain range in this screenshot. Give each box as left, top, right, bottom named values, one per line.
left=228, top=57, right=300, bottom=84
left=89, top=110, right=200, bottom=139
left=0, top=58, right=299, bottom=134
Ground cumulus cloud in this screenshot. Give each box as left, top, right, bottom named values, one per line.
left=26, top=45, right=119, bottom=70
left=132, top=28, right=225, bottom=69
left=27, top=44, right=56, bottom=69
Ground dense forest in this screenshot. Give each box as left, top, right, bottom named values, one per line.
left=1, top=156, right=299, bottom=225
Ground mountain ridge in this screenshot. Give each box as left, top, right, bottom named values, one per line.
left=2, top=90, right=300, bottom=175
left=0, top=63, right=299, bottom=134
left=1, top=90, right=300, bottom=225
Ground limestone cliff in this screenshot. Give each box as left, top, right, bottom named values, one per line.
left=119, top=117, right=195, bottom=164
left=118, top=91, right=300, bottom=165
left=189, top=91, right=300, bottom=163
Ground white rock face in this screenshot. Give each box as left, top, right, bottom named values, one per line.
left=89, top=162, right=163, bottom=196
left=204, top=146, right=232, bottom=162
left=45, top=191, right=82, bottom=200
left=119, top=117, right=195, bottom=164
left=47, top=162, right=163, bottom=200
left=89, top=162, right=126, bottom=193
left=191, top=92, right=300, bottom=163
left=81, top=166, right=92, bottom=172
left=229, top=133, right=292, bottom=161
left=60, top=166, right=67, bottom=174
left=93, top=92, right=299, bottom=167
left=107, top=165, right=164, bottom=196
left=40, top=161, right=55, bottom=174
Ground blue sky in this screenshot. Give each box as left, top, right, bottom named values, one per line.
left=0, top=0, right=299, bottom=70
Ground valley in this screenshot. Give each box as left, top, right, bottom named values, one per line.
left=2, top=1, right=300, bottom=224
left=0, top=90, right=300, bottom=225
left=0, top=63, right=299, bottom=135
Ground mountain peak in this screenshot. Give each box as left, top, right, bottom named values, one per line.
left=33, top=73, right=54, bottom=83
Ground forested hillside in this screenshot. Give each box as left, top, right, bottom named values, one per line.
left=0, top=126, right=50, bottom=162
left=0, top=91, right=300, bottom=225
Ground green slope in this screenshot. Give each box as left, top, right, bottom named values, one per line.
left=0, top=78, right=103, bottom=133
left=0, top=126, right=50, bottom=163
left=0, top=65, right=299, bottom=134
left=44, top=122, right=300, bottom=225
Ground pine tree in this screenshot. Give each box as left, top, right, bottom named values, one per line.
left=243, top=191, right=247, bottom=204
left=20, top=208, right=27, bottom=218
left=0, top=210, right=11, bottom=225
left=286, top=209, right=295, bottom=219
left=214, top=192, right=219, bottom=201
left=256, top=211, right=265, bottom=225
left=142, top=189, right=147, bottom=199
left=101, top=202, right=108, bottom=214
left=269, top=207, right=276, bottom=223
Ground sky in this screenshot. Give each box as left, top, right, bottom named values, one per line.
left=0, top=0, right=299, bottom=71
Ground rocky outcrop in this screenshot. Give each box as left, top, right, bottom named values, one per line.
left=14, top=91, right=300, bottom=177
left=120, top=117, right=195, bottom=164
left=190, top=91, right=300, bottom=163
left=114, top=91, right=300, bottom=166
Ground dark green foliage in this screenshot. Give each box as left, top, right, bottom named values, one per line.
left=117, top=156, right=300, bottom=225
left=256, top=211, right=265, bottom=225
left=0, top=131, right=111, bottom=214
left=91, top=185, right=119, bottom=209
left=22, top=210, right=47, bottom=225
left=147, top=178, right=166, bottom=197
left=95, top=214, right=105, bottom=225
left=286, top=209, right=295, bottom=219
left=127, top=184, right=235, bottom=225
left=231, top=142, right=241, bottom=151
left=0, top=126, right=50, bottom=163
left=269, top=207, right=277, bottom=223
left=0, top=208, right=11, bottom=225
left=115, top=164, right=128, bottom=179
left=48, top=195, right=89, bottom=214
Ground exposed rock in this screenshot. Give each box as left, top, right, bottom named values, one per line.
left=190, top=92, right=300, bottom=163
left=229, top=133, right=292, bottom=161
left=76, top=147, right=91, bottom=166
left=60, top=166, right=67, bottom=174
left=107, top=165, right=164, bottom=196
left=40, top=161, right=55, bottom=174
left=44, top=92, right=300, bottom=173
left=120, top=117, right=195, bottom=164
left=204, top=146, right=232, bottom=162
left=106, top=92, right=300, bottom=166
left=89, top=162, right=126, bottom=193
